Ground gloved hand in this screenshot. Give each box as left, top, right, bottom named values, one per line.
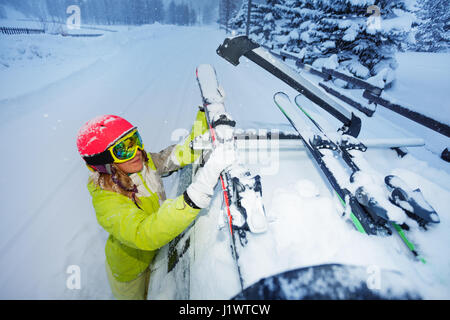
left=190, top=131, right=213, bottom=151
left=186, top=143, right=236, bottom=208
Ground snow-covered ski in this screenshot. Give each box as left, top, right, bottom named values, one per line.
left=195, top=64, right=268, bottom=293
left=293, top=93, right=442, bottom=263
left=273, top=92, right=378, bottom=235
left=275, top=92, right=433, bottom=263
left=293, top=93, right=440, bottom=230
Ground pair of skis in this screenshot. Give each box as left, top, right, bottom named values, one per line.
left=195, top=64, right=268, bottom=293
left=274, top=92, right=439, bottom=263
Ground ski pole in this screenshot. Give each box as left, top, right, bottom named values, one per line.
left=205, top=110, right=234, bottom=236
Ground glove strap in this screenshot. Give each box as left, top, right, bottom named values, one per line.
left=183, top=191, right=201, bottom=209
left=211, top=114, right=236, bottom=128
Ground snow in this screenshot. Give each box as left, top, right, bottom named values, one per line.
left=0, top=23, right=449, bottom=300
left=343, top=26, right=359, bottom=42
left=311, top=54, right=340, bottom=71
left=345, top=60, right=370, bottom=79
left=294, top=179, right=320, bottom=198
left=322, top=40, right=336, bottom=50
left=381, top=11, right=416, bottom=34
left=264, top=13, right=273, bottom=22
left=280, top=48, right=306, bottom=60
left=0, top=6, right=31, bottom=25
left=367, top=67, right=396, bottom=88
left=288, top=29, right=299, bottom=40
left=0, top=31, right=120, bottom=101
left=389, top=51, right=450, bottom=126
left=299, top=31, right=311, bottom=44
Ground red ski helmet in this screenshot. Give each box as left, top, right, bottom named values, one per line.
left=76, top=115, right=136, bottom=168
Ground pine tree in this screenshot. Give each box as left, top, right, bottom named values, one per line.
left=152, top=0, right=165, bottom=23
left=168, top=1, right=177, bottom=25
left=230, top=0, right=416, bottom=81
left=229, top=1, right=269, bottom=40
left=219, top=0, right=240, bottom=33
left=261, top=0, right=283, bottom=44
left=202, top=2, right=216, bottom=25
left=179, top=4, right=189, bottom=26
left=229, top=2, right=249, bottom=33
left=189, top=7, right=197, bottom=26
left=414, top=0, right=450, bottom=52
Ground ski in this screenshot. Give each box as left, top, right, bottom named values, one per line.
left=274, top=92, right=428, bottom=262
left=217, top=35, right=362, bottom=138
left=273, top=92, right=379, bottom=235
left=195, top=64, right=268, bottom=293
left=294, top=93, right=440, bottom=230
left=292, top=93, right=440, bottom=263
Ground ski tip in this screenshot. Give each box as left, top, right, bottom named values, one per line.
left=294, top=93, right=303, bottom=101
left=273, top=91, right=291, bottom=102
left=196, top=64, right=215, bottom=76
left=412, top=250, right=427, bottom=264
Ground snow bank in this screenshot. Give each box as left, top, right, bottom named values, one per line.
left=0, top=27, right=126, bottom=101
left=389, top=51, right=450, bottom=126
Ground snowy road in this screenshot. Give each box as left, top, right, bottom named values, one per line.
left=0, top=25, right=449, bottom=299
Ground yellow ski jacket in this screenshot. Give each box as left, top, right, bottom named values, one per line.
left=87, top=110, right=207, bottom=282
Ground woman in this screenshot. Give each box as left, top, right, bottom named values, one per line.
left=76, top=109, right=233, bottom=300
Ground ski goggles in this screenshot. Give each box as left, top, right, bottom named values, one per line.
left=108, top=129, right=144, bottom=163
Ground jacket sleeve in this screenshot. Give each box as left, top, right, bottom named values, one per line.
left=150, top=109, right=208, bottom=176
left=90, top=184, right=200, bottom=251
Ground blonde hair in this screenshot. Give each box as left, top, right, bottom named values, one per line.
left=89, top=150, right=149, bottom=206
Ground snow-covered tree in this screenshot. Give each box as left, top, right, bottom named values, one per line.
left=219, top=0, right=240, bottom=33
left=230, top=0, right=283, bottom=44
left=201, top=2, right=217, bottom=25
left=153, top=0, right=165, bottom=24
left=230, top=0, right=416, bottom=82
left=261, top=0, right=284, bottom=43
left=414, top=0, right=450, bottom=52
left=0, top=0, right=168, bottom=26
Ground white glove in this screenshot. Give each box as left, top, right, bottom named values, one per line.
left=186, top=143, right=236, bottom=208
left=190, top=131, right=213, bottom=151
